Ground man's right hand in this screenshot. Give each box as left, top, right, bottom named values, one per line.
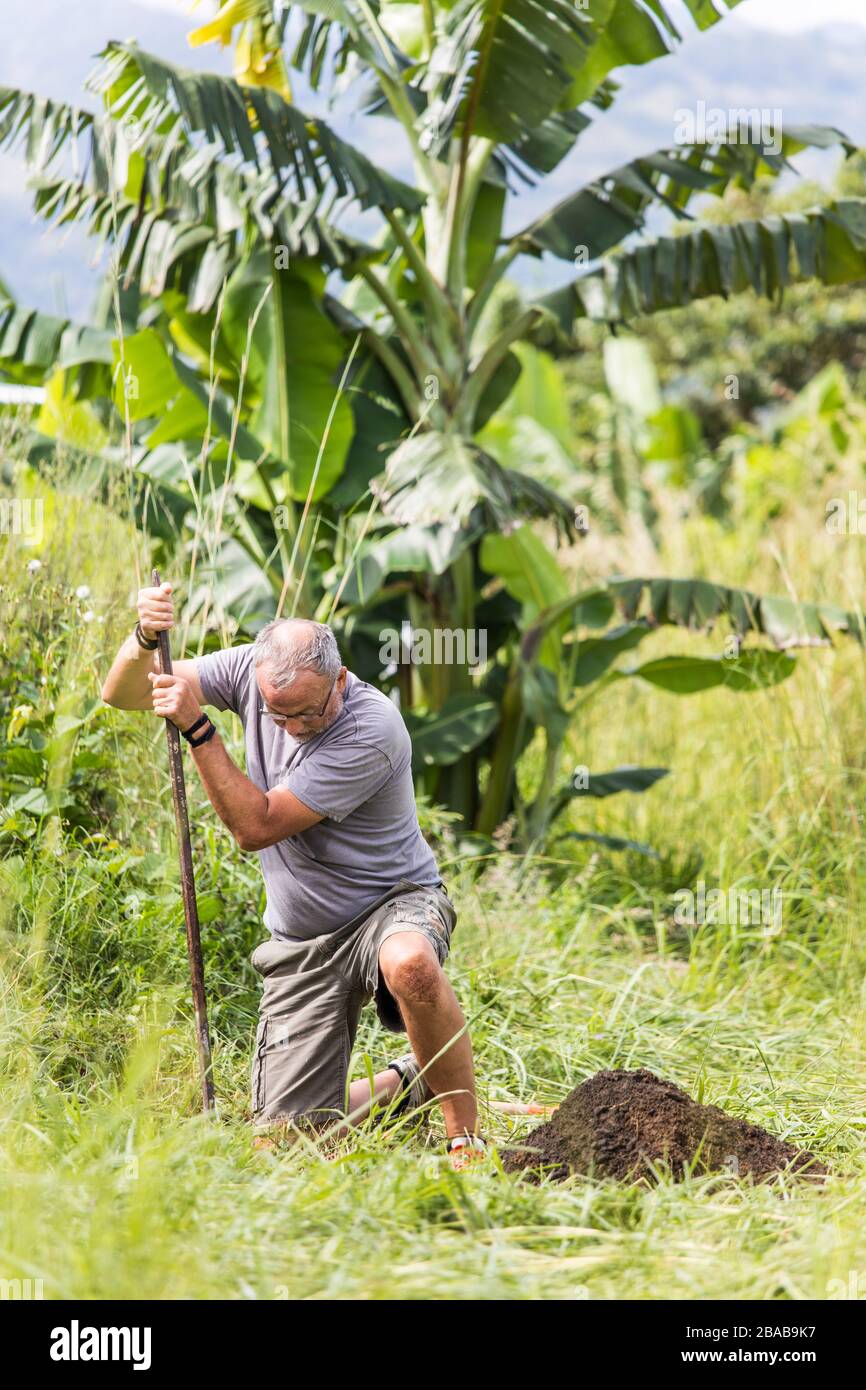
left=105, top=579, right=201, bottom=711
left=138, top=582, right=174, bottom=641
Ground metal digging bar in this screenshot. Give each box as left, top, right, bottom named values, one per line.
left=152, top=567, right=216, bottom=1114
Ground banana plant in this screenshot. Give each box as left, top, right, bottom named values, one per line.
left=3, top=1, right=866, bottom=841
left=468, top=552, right=865, bottom=847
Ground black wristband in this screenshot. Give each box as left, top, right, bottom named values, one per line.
left=134, top=621, right=159, bottom=651
left=180, top=714, right=209, bottom=742
left=187, top=719, right=217, bottom=749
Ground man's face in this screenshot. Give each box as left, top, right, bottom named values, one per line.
left=257, top=666, right=346, bottom=743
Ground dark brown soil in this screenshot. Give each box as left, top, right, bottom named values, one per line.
left=502, top=1069, right=828, bottom=1184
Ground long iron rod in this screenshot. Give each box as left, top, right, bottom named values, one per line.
left=152, top=567, right=216, bottom=1113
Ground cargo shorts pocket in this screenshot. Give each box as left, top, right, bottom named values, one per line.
left=251, top=1008, right=353, bottom=1125
left=252, top=1017, right=268, bottom=1115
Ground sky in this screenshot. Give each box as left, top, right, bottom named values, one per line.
left=733, top=0, right=866, bottom=27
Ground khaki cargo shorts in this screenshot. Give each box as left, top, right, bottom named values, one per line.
left=249, top=880, right=456, bottom=1128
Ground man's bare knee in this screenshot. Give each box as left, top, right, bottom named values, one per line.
left=380, top=939, right=443, bottom=1006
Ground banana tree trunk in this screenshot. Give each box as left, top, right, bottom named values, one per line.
left=525, top=733, right=565, bottom=843
left=270, top=252, right=311, bottom=616
left=475, top=659, right=524, bottom=836
left=434, top=545, right=477, bottom=824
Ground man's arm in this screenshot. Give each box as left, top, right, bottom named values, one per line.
left=101, top=582, right=204, bottom=710
left=190, top=735, right=324, bottom=851
left=103, top=580, right=322, bottom=849
left=147, top=669, right=323, bottom=849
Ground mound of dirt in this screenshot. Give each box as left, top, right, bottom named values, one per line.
left=502, top=1068, right=827, bottom=1184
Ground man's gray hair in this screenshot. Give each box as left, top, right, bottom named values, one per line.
left=252, top=618, right=342, bottom=689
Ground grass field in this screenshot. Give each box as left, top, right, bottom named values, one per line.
left=1, top=438, right=865, bottom=1301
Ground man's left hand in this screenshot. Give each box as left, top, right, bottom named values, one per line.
left=148, top=672, right=203, bottom=732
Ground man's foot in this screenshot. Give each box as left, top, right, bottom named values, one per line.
left=446, top=1133, right=490, bottom=1172
left=385, top=1052, right=433, bottom=1118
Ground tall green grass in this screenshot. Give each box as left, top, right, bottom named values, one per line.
left=1, top=424, right=865, bottom=1300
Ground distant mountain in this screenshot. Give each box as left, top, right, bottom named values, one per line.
left=2, top=4, right=865, bottom=321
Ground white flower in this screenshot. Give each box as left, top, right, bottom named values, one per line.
left=76, top=585, right=91, bottom=599
left=82, top=610, right=95, bottom=624
left=27, top=559, right=42, bottom=574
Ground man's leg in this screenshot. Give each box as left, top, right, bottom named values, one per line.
left=346, top=1066, right=403, bottom=1119
left=250, top=936, right=354, bottom=1136
left=377, top=932, right=478, bottom=1140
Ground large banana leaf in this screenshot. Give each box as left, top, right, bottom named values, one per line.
left=0, top=80, right=390, bottom=310
left=605, top=576, right=865, bottom=649
left=373, top=430, right=577, bottom=536
left=545, top=764, right=670, bottom=837
left=521, top=578, right=865, bottom=698
left=570, top=623, right=650, bottom=686
left=29, top=162, right=373, bottom=289
left=479, top=527, right=569, bottom=616
left=565, top=1, right=746, bottom=108
left=331, top=524, right=478, bottom=610
left=623, top=650, right=796, bottom=694
left=89, top=43, right=423, bottom=214
left=0, top=53, right=418, bottom=304
left=341, top=0, right=740, bottom=180
left=0, top=297, right=113, bottom=379
left=355, top=16, right=602, bottom=180
left=513, top=576, right=861, bottom=775
left=519, top=637, right=799, bottom=759
left=278, top=0, right=410, bottom=90
left=1, top=74, right=413, bottom=217
left=22, top=432, right=192, bottom=541
left=30, top=174, right=232, bottom=313
left=567, top=765, right=670, bottom=798
left=220, top=256, right=355, bottom=498
left=512, top=127, right=854, bottom=262
left=432, top=0, right=742, bottom=149
left=534, top=200, right=866, bottom=334
left=404, top=694, right=500, bottom=770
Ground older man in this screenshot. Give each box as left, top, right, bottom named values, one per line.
left=101, top=582, right=487, bottom=1167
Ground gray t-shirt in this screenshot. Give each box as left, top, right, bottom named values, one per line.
left=195, top=645, right=441, bottom=941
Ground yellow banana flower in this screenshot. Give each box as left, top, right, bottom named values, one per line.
left=188, top=1, right=292, bottom=104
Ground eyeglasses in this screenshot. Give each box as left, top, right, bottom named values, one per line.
left=260, top=675, right=337, bottom=726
